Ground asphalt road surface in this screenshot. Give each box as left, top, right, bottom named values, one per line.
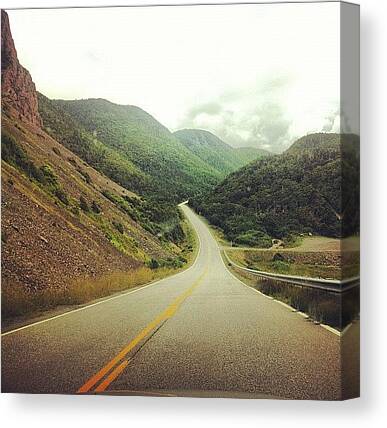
left=1, top=205, right=358, bottom=399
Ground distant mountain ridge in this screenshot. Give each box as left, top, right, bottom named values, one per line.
left=39, top=101, right=267, bottom=203
left=39, top=98, right=225, bottom=202
left=173, top=128, right=270, bottom=176
left=234, top=146, right=272, bottom=163
left=285, top=132, right=359, bottom=156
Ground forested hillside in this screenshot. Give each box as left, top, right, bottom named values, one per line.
left=173, top=129, right=270, bottom=176
left=39, top=98, right=222, bottom=202
left=235, top=146, right=271, bottom=164
left=38, top=94, right=150, bottom=193
left=190, top=133, right=359, bottom=246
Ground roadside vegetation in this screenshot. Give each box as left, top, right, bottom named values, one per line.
left=2, top=209, right=198, bottom=321
left=201, top=212, right=359, bottom=329
left=229, top=266, right=359, bottom=330
left=2, top=267, right=172, bottom=319
left=225, top=248, right=360, bottom=280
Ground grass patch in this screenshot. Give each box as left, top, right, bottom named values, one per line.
left=282, top=234, right=303, bottom=248
left=2, top=267, right=175, bottom=320
left=2, top=131, right=71, bottom=207
left=256, top=277, right=359, bottom=329
left=226, top=249, right=359, bottom=280
left=178, top=212, right=199, bottom=264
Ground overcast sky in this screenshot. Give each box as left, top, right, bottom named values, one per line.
left=8, top=3, right=342, bottom=152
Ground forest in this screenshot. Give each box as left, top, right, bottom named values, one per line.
left=190, top=133, right=360, bottom=246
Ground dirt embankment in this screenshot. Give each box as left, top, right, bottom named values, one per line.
left=1, top=117, right=174, bottom=294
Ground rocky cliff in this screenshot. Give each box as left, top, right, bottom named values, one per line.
left=1, top=10, right=42, bottom=127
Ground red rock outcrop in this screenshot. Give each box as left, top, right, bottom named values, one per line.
left=1, top=10, right=42, bottom=127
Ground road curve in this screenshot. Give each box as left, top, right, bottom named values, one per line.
left=2, top=205, right=349, bottom=399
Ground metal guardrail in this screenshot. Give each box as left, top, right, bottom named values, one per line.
left=223, top=250, right=360, bottom=293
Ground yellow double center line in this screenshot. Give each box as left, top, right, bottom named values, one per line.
left=77, top=268, right=207, bottom=394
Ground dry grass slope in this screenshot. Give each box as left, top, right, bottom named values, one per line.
left=2, top=202, right=198, bottom=321
left=3, top=267, right=171, bottom=319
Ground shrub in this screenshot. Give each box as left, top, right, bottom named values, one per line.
left=148, top=258, right=159, bottom=269
left=101, top=189, right=116, bottom=203
left=270, top=260, right=291, bottom=273
left=52, top=146, right=61, bottom=156
left=112, top=221, right=124, bottom=234
left=79, top=195, right=90, bottom=212
left=234, top=230, right=272, bottom=248
left=91, top=200, right=102, bottom=214
left=1, top=133, right=72, bottom=208
left=54, top=188, right=69, bottom=205
left=165, top=223, right=185, bottom=243
left=123, top=195, right=140, bottom=206
left=1, top=132, right=44, bottom=182
left=67, top=157, right=77, bottom=166
left=283, top=234, right=303, bottom=248
left=40, top=164, right=58, bottom=188
left=79, top=169, right=92, bottom=184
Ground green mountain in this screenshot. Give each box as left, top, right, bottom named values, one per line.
left=38, top=94, right=150, bottom=193
left=173, top=129, right=270, bottom=176
left=38, top=97, right=222, bottom=202
left=190, top=133, right=359, bottom=245
left=285, top=132, right=347, bottom=156
left=235, top=146, right=271, bottom=164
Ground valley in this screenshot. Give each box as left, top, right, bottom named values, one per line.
left=190, top=133, right=360, bottom=245
left=1, top=10, right=265, bottom=322
left=1, top=7, right=359, bottom=400
left=1, top=6, right=359, bottom=322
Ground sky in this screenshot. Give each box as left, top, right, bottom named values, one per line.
left=8, top=3, right=343, bottom=152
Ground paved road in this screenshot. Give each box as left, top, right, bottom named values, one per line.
left=2, top=205, right=354, bottom=399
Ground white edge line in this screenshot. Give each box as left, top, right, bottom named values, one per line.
left=198, top=211, right=344, bottom=338
left=320, top=324, right=342, bottom=337
left=296, top=311, right=309, bottom=319
left=275, top=300, right=294, bottom=311
left=218, top=244, right=344, bottom=337
left=208, top=210, right=354, bottom=338
left=1, top=208, right=202, bottom=338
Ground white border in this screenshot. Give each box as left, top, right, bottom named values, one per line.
left=1, top=0, right=387, bottom=427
